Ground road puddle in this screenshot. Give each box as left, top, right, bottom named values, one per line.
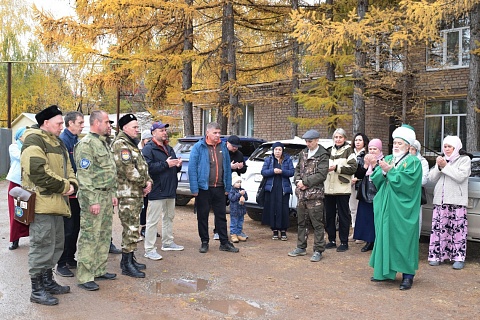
left=156, top=278, right=208, bottom=294
left=201, top=299, right=266, bottom=317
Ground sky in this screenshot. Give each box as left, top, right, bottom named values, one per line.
left=29, top=0, right=75, bottom=18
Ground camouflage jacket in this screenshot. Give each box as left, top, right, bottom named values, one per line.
left=112, top=131, right=152, bottom=198
left=20, top=125, right=78, bottom=217
left=74, top=132, right=117, bottom=205
left=294, top=146, right=329, bottom=202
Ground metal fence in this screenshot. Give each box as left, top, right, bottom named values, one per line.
left=0, top=128, right=12, bottom=176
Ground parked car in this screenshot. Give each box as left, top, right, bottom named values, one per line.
left=173, top=135, right=266, bottom=206
left=421, top=151, right=480, bottom=242
left=242, top=137, right=334, bottom=222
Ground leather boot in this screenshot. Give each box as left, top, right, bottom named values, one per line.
left=30, top=273, right=59, bottom=306
left=43, top=268, right=70, bottom=294
left=132, top=252, right=146, bottom=270
left=121, top=252, right=145, bottom=278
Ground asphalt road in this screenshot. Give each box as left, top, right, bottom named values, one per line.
left=1, top=179, right=480, bottom=319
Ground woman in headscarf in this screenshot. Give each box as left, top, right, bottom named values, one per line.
left=261, top=142, right=295, bottom=240
left=6, top=127, right=29, bottom=250
left=353, top=139, right=384, bottom=252
left=427, top=136, right=471, bottom=270
left=409, top=140, right=430, bottom=236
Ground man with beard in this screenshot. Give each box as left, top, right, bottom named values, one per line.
left=112, top=114, right=152, bottom=278
left=369, top=124, right=422, bottom=290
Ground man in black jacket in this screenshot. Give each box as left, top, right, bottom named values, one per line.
left=141, top=121, right=183, bottom=261
left=227, top=135, right=247, bottom=176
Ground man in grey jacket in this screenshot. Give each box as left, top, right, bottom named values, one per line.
left=288, top=129, right=329, bottom=262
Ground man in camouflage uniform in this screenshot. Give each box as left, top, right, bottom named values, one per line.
left=21, top=105, right=78, bottom=306
left=112, top=114, right=152, bottom=278
left=288, top=129, right=329, bottom=262
left=75, top=110, right=118, bottom=291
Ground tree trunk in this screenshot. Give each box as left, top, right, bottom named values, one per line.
left=217, top=1, right=233, bottom=134
left=182, top=0, right=194, bottom=135
left=401, top=42, right=409, bottom=123
left=352, top=0, right=368, bottom=135
left=226, top=2, right=239, bottom=135
left=467, top=3, right=480, bottom=152
left=326, top=0, right=336, bottom=137
left=290, top=0, right=299, bottom=138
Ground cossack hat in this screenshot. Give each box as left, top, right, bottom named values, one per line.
left=302, top=129, right=320, bottom=140
left=150, top=121, right=169, bottom=133
left=35, top=105, right=62, bottom=125
left=118, top=114, right=137, bottom=130
left=392, top=124, right=416, bottom=145
left=227, top=135, right=242, bottom=148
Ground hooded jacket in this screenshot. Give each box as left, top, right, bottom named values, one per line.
left=20, top=125, right=78, bottom=217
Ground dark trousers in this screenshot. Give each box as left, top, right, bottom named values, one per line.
left=324, top=194, right=351, bottom=244
left=196, top=187, right=228, bottom=245
left=140, top=197, right=148, bottom=226
left=58, top=198, right=80, bottom=266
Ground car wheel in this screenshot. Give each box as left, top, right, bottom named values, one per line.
left=247, top=208, right=263, bottom=221
left=175, top=195, right=193, bottom=206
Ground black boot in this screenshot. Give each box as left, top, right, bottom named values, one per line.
left=9, top=239, right=19, bottom=250
left=43, top=268, right=70, bottom=294
left=121, top=252, right=145, bottom=278
left=30, top=273, right=58, bottom=306
left=109, top=242, right=122, bottom=254
left=361, top=242, right=374, bottom=252
left=132, top=252, right=146, bottom=270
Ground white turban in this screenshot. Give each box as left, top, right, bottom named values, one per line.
left=392, top=124, right=416, bottom=145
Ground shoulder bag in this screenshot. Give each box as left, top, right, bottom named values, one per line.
left=9, top=186, right=36, bottom=225
left=256, top=176, right=267, bottom=207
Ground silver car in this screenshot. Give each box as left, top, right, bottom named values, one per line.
left=421, top=152, right=480, bottom=242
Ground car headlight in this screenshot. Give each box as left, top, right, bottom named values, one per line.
left=254, top=174, right=263, bottom=182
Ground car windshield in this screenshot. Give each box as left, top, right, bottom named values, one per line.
left=249, top=144, right=306, bottom=162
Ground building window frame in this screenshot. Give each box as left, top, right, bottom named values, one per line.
left=426, top=18, right=470, bottom=70
left=424, top=99, right=466, bottom=155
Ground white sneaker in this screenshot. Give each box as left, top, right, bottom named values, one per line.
left=144, top=250, right=162, bottom=260
left=213, top=233, right=220, bottom=240
left=161, top=243, right=184, bottom=251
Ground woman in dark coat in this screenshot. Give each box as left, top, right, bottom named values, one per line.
left=354, top=138, right=384, bottom=252
left=261, top=142, right=295, bottom=240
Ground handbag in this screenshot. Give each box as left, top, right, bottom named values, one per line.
left=256, top=177, right=267, bottom=207
left=9, top=186, right=36, bottom=225
left=420, top=186, right=427, bottom=205
left=357, top=177, right=377, bottom=204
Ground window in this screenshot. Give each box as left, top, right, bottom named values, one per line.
left=238, top=104, right=255, bottom=136
left=427, top=17, right=470, bottom=70
left=424, top=99, right=466, bottom=154
left=373, top=43, right=404, bottom=73
left=201, top=108, right=217, bottom=135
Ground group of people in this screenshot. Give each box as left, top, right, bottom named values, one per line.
left=258, top=124, right=471, bottom=290
left=6, top=106, right=192, bottom=306
left=6, top=105, right=471, bottom=304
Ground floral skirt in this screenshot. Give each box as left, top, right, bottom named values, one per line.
left=428, top=204, right=467, bottom=262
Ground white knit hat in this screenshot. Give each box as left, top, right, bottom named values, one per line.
left=232, top=173, right=242, bottom=186
left=392, top=124, right=416, bottom=145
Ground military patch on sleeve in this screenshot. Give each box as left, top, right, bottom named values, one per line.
left=121, top=149, right=131, bottom=161
left=80, top=158, right=91, bottom=169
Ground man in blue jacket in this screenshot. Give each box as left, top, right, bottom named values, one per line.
left=188, top=122, right=239, bottom=253
left=142, top=121, right=184, bottom=260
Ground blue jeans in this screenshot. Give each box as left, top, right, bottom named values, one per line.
left=230, top=213, right=245, bottom=235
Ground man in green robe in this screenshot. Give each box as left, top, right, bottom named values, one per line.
left=369, top=124, right=422, bottom=290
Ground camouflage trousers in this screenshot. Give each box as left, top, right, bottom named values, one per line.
left=296, top=199, right=326, bottom=253
left=76, top=193, right=113, bottom=284
left=118, top=197, right=143, bottom=253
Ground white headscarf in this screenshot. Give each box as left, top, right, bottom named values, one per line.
left=442, top=136, right=462, bottom=163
